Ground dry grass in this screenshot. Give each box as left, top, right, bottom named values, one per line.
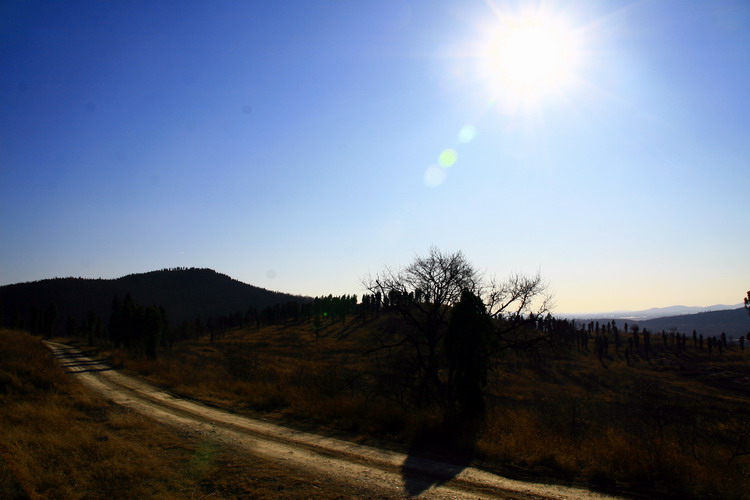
left=0, top=328, right=376, bottom=499
left=88, top=316, right=750, bottom=499
left=0, top=329, right=213, bottom=499
left=476, top=343, right=750, bottom=499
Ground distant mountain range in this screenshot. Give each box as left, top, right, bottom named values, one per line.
left=634, top=308, right=749, bottom=339
left=0, top=268, right=308, bottom=335
left=560, top=305, right=749, bottom=339
left=560, top=304, right=744, bottom=321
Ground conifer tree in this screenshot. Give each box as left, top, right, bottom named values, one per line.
left=445, top=290, right=493, bottom=419
left=42, top=303, right=57, bottom=337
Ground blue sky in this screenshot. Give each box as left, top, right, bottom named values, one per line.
left=1, top=0, right=748, bottom=313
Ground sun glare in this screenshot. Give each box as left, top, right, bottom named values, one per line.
left=476, top=8, right=582, bottom=111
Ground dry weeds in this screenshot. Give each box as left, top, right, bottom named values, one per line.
left=100, top=315, right=750, bottom=499
left=0, top=328, right=381, bottom=499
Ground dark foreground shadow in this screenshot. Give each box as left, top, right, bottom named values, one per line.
left=400, top=427, right=475, bottom=497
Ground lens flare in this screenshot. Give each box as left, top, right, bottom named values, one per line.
left=458, top=125, right=477, bottom=143
left=424, top=164, right=447, bottom=187
left=439, top=149, right=458, bottom=167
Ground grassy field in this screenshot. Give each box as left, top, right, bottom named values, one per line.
left=5, top=313, right=748, bottom=499
left=0, top=328, right=382, bottom=499
left=103, top=314, right=750, bottom=499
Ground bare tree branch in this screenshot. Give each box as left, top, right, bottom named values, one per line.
left=362, top=247, right=555, bottom=406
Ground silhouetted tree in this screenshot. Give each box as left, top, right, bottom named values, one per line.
left=85, top=309, right=101, bottom=346
left=108, top=294, right=167, bottom=356
left=364, top=247, right=482, bottom=404
left=313, top=309, right=322, bottom=337
left=29, top=305, right=40, bottom=335
left=643, top=329, right=651, bottom=359
left=364, top=246, right=551, bottom=406
left=614, top=330, right=621, bottom=355
left=65, top=317, right=76, bottom=337
left=595, top=334, right=605, bottom=363
left=11, top=310, right=23, bottom=330
left=121, top=294, right=137, bottom=346
left=445, top=290, right=493, bottom=420
left=195, top=315, right=204, bottom=339
left=42, top=303, right=57, bottom=337
left=109, top=296, right=123, bottom=345
left=143, top=305, right=166, bottom=359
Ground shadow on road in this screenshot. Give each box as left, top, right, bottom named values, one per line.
left=50, top=346, right=113, bottom=373
left=63, top=365, right=114, bottom=374
left=400, top=426, right=475, bottom=497
left=61, top=359, right=108, bottom=367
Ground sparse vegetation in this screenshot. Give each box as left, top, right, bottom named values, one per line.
left=0, top=328, right=196, bottom=498
left=0, top=328, right=375, bottom=499
left=99, top=308, right=750, bottom=500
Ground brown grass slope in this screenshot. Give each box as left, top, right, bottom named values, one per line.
left=0, top=328, right=385, bottom=499
left=102, top=314, right=750, bottom=500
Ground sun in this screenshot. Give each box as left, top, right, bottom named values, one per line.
left=496, top=19, right=574, bottom=91
left=476, top=9, right=582, bottom=110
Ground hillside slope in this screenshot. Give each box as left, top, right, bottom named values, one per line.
left=0, top=268, right=308, bottom=334
left=635, top=307, right=749, bottom=338
left=574, top=308, right=749, bottom=339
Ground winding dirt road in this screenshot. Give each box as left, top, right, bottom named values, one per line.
left=46, top=341, right=621, bottom=499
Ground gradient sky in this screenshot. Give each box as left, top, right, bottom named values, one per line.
left=2, top=0, right=748, bottom=314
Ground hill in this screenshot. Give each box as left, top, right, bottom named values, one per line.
left=0, top=268, right=308, bottom=335
left=573, top=307, right=749, bottom=339
left=563, top=304, right=743, bottom=321
left=635, top=307, right=749, bottom=338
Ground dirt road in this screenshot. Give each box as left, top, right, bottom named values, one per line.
left=46, top=341, right=621, bottom=499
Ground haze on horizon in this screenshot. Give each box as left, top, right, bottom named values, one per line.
left=1, top=1, right=748, bottom=315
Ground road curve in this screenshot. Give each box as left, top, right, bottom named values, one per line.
left=45, top=341, right=622, bottom=499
